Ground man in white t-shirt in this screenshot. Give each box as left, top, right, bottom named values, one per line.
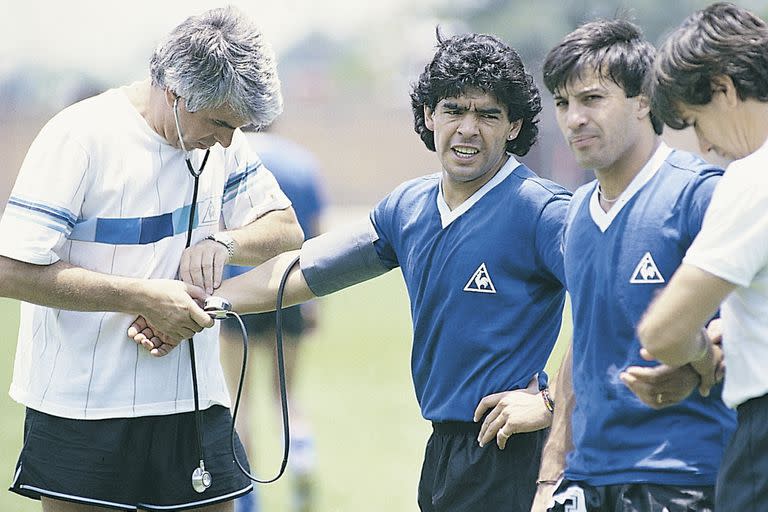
left=636, top=4, right=768, bottom=511
left=0, top=7, right=303, bottom=512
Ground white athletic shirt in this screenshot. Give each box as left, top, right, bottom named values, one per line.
left=684, top=136, right=768, bottom=408
left=0, top=88, right=290, bottom=419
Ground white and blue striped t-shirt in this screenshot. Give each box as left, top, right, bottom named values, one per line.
left=0, top=87, right=290, bottom=419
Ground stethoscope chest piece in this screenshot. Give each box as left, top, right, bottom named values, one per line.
left=192, top=460, right=212, bottom=493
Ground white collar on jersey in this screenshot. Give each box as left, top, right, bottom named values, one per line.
left=589, top=142, right=673, bottom=233
left=437, top=154, right=521, bottom=229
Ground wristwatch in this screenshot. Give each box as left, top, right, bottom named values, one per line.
left=205, top=232, right=236, bottom=259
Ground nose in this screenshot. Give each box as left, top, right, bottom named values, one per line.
left=457, top=114, right=480, bottom=137
left=215, top=128, right=236, bottom=148
left=565, top=104, right=588, bottom=131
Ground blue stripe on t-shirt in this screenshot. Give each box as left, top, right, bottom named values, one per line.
left=7, top=196, right=77, bottom=230
left=69, top=202, right=204, bottom=245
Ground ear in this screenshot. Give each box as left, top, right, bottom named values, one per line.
left=635, top=94, right=651, bottom=121
left=424, top=105, right=435, bottom=131
left=164, top=88, right=177, bottom=108
left=507, top=119, right=523, bottom=141
left=711, top=75, right=738, bottom=107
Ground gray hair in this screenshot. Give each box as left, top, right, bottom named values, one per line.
left=150, top=6, right=283, bottom=128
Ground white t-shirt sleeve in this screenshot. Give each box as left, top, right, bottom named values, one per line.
left=220, top=130, right=291, bottom=230
left=0, top=118, right=90, bottom=264
left=684, top=161, right=768, bottom=287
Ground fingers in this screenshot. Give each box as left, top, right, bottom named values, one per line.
left=473, top=392, right=502, bottom=422
left=496, top=424, right=511, bottom=450
left=179, top=242, right=228, bottom=295
left=640, top=348, right=655, bottom=361
left=127, top=316, right=149, bottom=338
left=706, top=318, right=723, bottom=345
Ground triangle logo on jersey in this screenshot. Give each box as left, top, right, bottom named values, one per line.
left=199, top=199, right=219, bottom=225
left=464, top=263, right=497, bottom=293
left=629, top=252, right=665, bottom=284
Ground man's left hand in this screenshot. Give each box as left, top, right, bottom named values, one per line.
left=474, top=377, right=552, bottom=450
left=620, top=362, right=698, bottom=409
left=179, top=239, right=230, bottom=294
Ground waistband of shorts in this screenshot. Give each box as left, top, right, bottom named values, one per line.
left=431, top=421, right=481, bottom=435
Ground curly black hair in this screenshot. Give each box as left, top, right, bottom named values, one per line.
left=410, top=31, right=541, bottom=156
left=542, top=19, right=662, bottom=135
left=650, top=2, right=768, bottom=130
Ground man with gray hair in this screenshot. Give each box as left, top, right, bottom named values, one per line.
left=1, top=7, right=302, bottom=511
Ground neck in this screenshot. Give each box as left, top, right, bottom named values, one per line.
left=742, top=100, right=768, bottom=156
left=125, top=79, right=176, bottom=146
left=442, top=154, right=509, bottom=210
left=594, top=134, right=659, bottom=203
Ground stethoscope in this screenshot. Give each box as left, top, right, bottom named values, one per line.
left=173, top=97, right=294, bottom=494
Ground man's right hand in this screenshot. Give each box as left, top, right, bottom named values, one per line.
left=133, top=279, right=213, bottom=344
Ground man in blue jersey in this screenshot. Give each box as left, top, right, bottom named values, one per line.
left=531, top=19, right=735, bottom=512
left=133, top=31, right=570, bottom=511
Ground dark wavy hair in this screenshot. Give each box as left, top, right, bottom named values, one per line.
left=410, top=31, right=541, bottom=156
left=542, top=18, right=662, bottom=135
left=650, top=2, right=768, bottom=130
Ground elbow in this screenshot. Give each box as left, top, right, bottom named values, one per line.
left=288, top=224, right=305, bottom=250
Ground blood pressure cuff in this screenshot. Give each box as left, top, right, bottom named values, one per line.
left=300, top=218, right=391, bottom=297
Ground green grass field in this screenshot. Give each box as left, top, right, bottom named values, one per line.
left=0, top=271, right=570, bottom=512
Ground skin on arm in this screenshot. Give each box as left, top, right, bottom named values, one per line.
left=637, top=264, right=736, bottom=368
left=531, top=344, right=574, bottom=512
left=179, top=207, right=304, bottom=295
left=0, top=255, right=213, bottom=343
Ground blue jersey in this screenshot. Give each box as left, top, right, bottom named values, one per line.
left=563, top=147, right=736, bottom=486
left=371, top=157, right=570, bottom=422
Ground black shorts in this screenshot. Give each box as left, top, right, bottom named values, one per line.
left=220, top=306, right=305, bottom=339
left=10, top=405, right=253, bottom=511
left=549, top=479, right=714, bottom=512
left=418, top=421, right=546, bottom=512
left=716, top=393, right=768, bottom=512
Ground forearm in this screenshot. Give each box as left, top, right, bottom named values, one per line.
left=538, top=344, right=574, bottom=482
left=216, top=250, right=316, bottom=314
left=0, top=256, right=149, bottom=314
left=637, top=264, right=734, bottom=366
left=228, top=207, right=304, bottom=266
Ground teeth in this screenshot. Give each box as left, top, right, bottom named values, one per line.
left=454, top=147, right=478, bottom=155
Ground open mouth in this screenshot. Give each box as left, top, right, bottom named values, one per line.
left=452, top=146, right=479, bottom=159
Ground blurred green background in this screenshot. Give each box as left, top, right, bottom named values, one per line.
left=0, top=272, right=570, bottom=512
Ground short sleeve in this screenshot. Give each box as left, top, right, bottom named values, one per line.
left=221, top=130, right=292, bottom=230
left=370, top=193, right=400, bottom=270
left=534, top=193, right=570, bottom=286
left=685, top=163, right=768, bottom=287
left=0, top=120, right=89, bottom=264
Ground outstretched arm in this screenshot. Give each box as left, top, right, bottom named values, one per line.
left=216, top=250, right=316, bottom=314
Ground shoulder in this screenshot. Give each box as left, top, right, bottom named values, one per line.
left=385, top=173, right=441, bottom=203
left=505, top=164, right=572, bottom=218
left=663, top=149, right=724, bottom=182
left=509, top=164, right=572, bottom=198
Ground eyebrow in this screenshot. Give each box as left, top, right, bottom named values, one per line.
left=214, top=118, right=238, bottom=130
left=441, top=102, right=503, bottom=115
left=554, top=86, right=606, bottom=100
